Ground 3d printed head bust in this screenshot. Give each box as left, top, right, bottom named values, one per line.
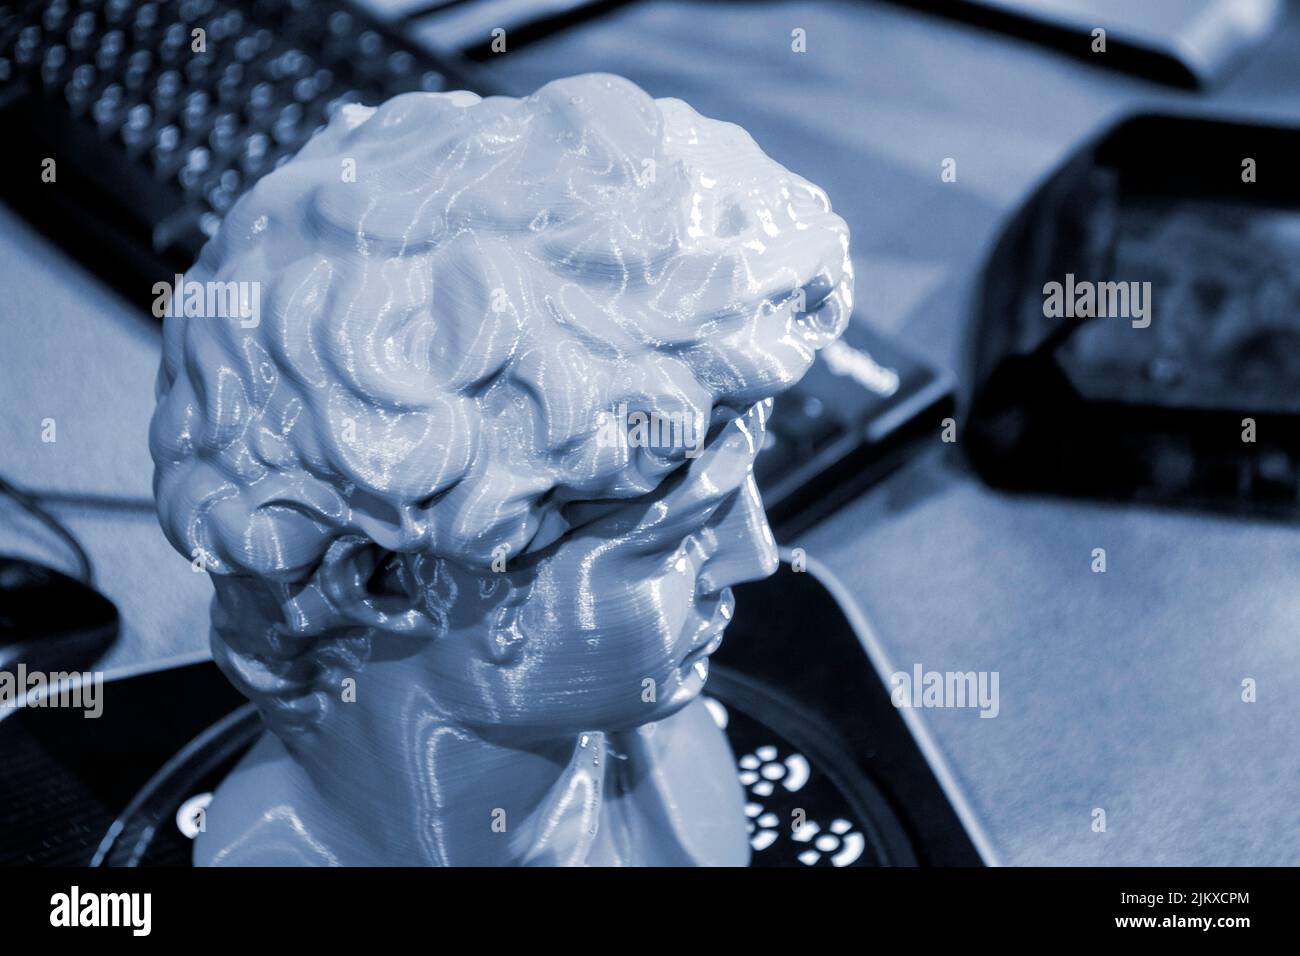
left=150, top=74, right=851, bottom=866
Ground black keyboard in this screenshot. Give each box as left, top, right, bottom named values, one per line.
left=0, top=0, right=954, bottom=538
left=0, top=0, right=486, bottom=277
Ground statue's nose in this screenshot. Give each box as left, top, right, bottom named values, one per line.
left=696, top=475, right=779, bottom=595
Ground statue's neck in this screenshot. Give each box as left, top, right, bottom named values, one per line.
left=197, top=700, right=748, bottom=866
left=294, top=714, right=593, bottom=865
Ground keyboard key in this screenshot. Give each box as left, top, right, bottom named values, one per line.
left=121, top=102, right=154, bottom=148
left=69, top=12, right=96, bottom=51
left=41, top=44, right=68, bottom=87
left=240, top=131, right=270, bottom=175
left=178, top=147, right=212, bottom=193
left=209, top=112, right=241, bottom=153
left=92, top=84, right=126, bottom=129
left=43, top=4, right=68, bottom=34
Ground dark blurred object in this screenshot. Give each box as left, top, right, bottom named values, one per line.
left=967, top=114, right=1300, bottom=517
left=0, top=662, right=239, bottom=865
left=896, top=0, right=1283, bottom=88
left=0, top=557, right=117, bottom=673
left=0, top=0, right=486, bottom=289
left=0, top=472, right=117, bottom=672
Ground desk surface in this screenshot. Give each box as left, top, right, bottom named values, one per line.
left=2, top=0, right=1298, bottom=866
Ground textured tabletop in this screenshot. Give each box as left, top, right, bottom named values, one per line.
left=0, top=206, right=213, bottom=678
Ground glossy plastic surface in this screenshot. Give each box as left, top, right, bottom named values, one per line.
left=149, top=74, right=851, bottom=865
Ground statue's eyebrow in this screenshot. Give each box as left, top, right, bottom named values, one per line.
left=512, top=463, right=690, bottom=562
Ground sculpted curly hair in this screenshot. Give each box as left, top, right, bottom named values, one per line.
left=149, top=74, right=852, bottom=731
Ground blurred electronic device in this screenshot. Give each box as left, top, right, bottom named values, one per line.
left=967, top=114, right=1300, bottom=517
left=0, top=556, right=118, bottom=673
left=905, top=0, right=1283, bottom=87
left=0, top=0, right=954, bottom=538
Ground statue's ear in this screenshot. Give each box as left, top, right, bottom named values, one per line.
left=315, top=540, right=445, bottom=638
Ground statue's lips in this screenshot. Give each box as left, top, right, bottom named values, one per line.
left=679, top=586, right=734, bottom=672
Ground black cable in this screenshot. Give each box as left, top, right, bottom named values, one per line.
left=0, top=473, right=95, bottom=586
left=25, top=490, right=156, bottom=514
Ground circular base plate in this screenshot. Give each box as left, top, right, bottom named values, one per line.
left=94, top=667, right=915, bottom=867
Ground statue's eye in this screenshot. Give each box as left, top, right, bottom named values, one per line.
left=717, top=201, right=748, bottom=238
